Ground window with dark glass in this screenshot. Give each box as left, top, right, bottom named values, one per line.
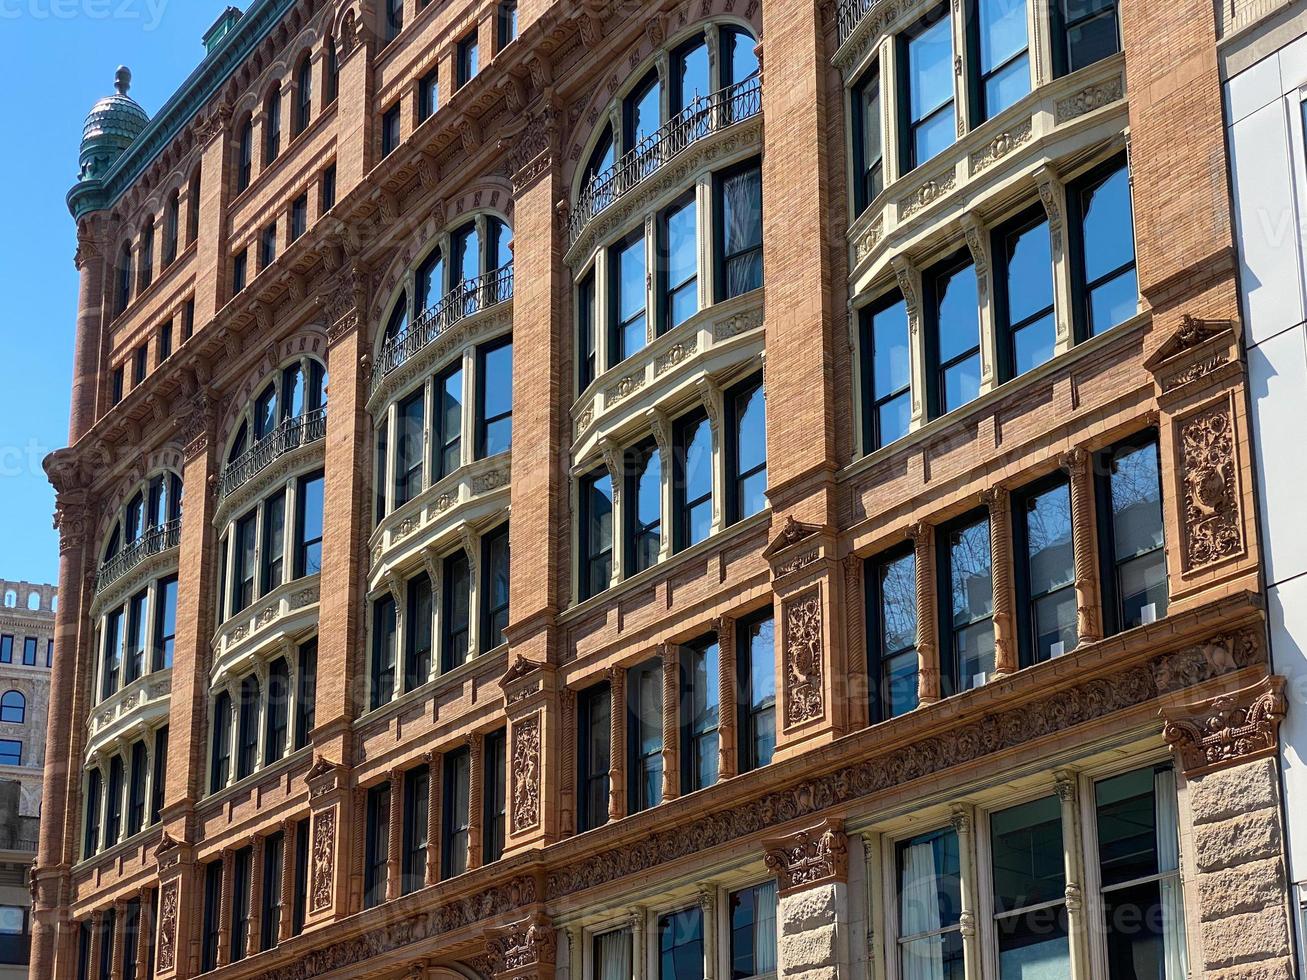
left=498, top=1, right=518, bottom=48
left=433, top=363, right=463, bottom=480
left=83, top=769, right=101, bottom=857
left=364, top=782, right=390, bottom=908
left=139, top=218, right=154, bottom=291
left=150, top=726, right=167, bottom=824
left=402, top=765, right=430, bottom=893
left=595, top=928, right=634, bottom=979
left=1097, top=432, right=1166, bottom=634
left=483, top=728, right=506, bottom=863
left=610, top=231, right=647, bottom=366
left=477, top=338, right=513, bottom=458
left=625, top=441, right=662, bottom=576
left=294, top=57, right=313, bottom=135
left=991, top=795, right=1069, bottom=976
left=580, top=470, right=614, bottom=601
left=899, top=8, right=955, bottom=170
left=659, top=195, right=698, bottom=333
left=852, top=65, right=884, bottom=214
left=727, top=375, right=766, bottom=525
left=111, top=365, right=125, bottom=404
left=385, top=0, right=403, bottom=39
left=737, top=612, right=775, bottom=773
left=231, top=509, right=256, bottom=614
left=381, top=104, right=401, bottom=157
left=442, top=746, right=471, bottom=878
left=158, top=319, right=173, bottom=362
left=967, top=0, right=1029, bottom=123
left=625, top=70, right=662, bottom=152
left=578, top=271, right=597, bottom=392
left=404, top=573, right=433, bottom=693
left=0, top=636, right=9, bottom=665
left=264, top=656, right=290, bottom=764
left=441, top=550, right=471, bottom=672
left=729, top=880, right=778, bottom=979
left=457, top=33, right=479, bottom=88
left=938, top=511, right=994, bottom=696
left=101, top=608, right=123, bottom=699
left=419, top=69, right=439, bottom=123
left=321, top=162, right=337, bottom=211
left=232, top=248, right=248, bottom=293
left=860, top=292, right=913, bottom=454
left=115, top=242, right=132, bottom=316
left=201, top=862, right=221, bottom=972
left=105, top=755, right=123, bottom=843
left=371, top=595, right=397, bottom=709
left=261, top=830, right=285, bottom=951
left=210, top=690, right=231, bottom=792
left=164, top=191, right=180, bottom=266
left=682, top=635, right=720, bottom=793
left=183, top=296, right=195, bottom=339
left=127, top=740, right=147, bottom=836
left=264, top=86, right=282, bottom=165
left=577, top=681, right=611, bottom=833
left=1014, top=476, right=1077, bottom=667
left=715, top=160, right=763, bottom=300
left=295, top=470, right=325, bottom=576
left=925, top=253, right=981, bottom=417
left=995, top=209, right=1055, bottom=380
left=395, top=389, right=425, bottom=508
left=295, top=639, right=317, bottom=750
left=77, top=919, right=92, bottom=980
left=0, top=692, right=22, bottom=724
left=1069, top=157, right=1136, bottom=339
left=896, top=827, right=964, bottom=978
left=236, top=673, right=260, bottom=779
left=1056, top=0, right=1120, bottom=75
left=627, top=659, right=663, bottom=814
left=292, top=819, right=309, bottom=935
left=236, top=118, right=253, bottom=191
left=132, top=345, right=148, bottom=387
left=261, top=490, right=286, bottom=595
left=227, top=845, right=251, bottom=962
left=659, top=906, right=704, bottom=980
left=481, top=524, right=510, bottom=650
left=119, top=899, right=139, bottom=980
left=673, top=410, right=712, bottom=552
left=291, top=193, right=308, bottom=242
left=866, top=547, right=919, bottom=723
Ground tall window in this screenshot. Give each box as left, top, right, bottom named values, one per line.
left=402, top=766, right=430, bottom=894
left=164, top=190, right=180, bottom=265
left=728, top=880, right=778, bottom=979
left=477, top=338, right=513, bottom=458
left=900, top=9, right=955, bottom=171
left=995, top=209, right=1055, bottom=380
left=395, top=390, right=425, bottom=508
left=595, top=928, right=633, bottom=980
left=715, top=161, right=763, bottom=300
left=0, top=637, right=9, bottom=665
left=737, top=613, right=775, bottom=774
left=264, top=657, right=290, bottom=764
left=497, top=0, right=518, bottom=48
left=682, top=636, right=720, bottom=793
left=659, top=195, right=698, bottom=333
left=115, top=242, right=132, bottom=315
left=860, top=294, right=914, bottom=454
left=292, top=819, right=310, bottom=935
left=580, top=470, right=614, bottom=601
left=232, top=249, right=248, bottom=294
left=441, top=550, right=471, bottom=672
left=260, top=222, right=277, bottom=269
left=139, top=219, right=154, bottom=291
left=210, top=691, right=232, bottom=792
left=324, top=39, right=339, bottom=104
left=442, top=747, right=471, bottom=878
left=291, top=193, right=308, bottom=242
left=101, top=608, right=123, bottom=699
left=406, top=573, right=433, bottom=692
left=659, top=907, right=704, bottom=980
left=577, top=681, right=611, bottom=833
left=187, top=171, right=201, bottom=244
left=457, top=33, right=479, bottom=87
left=1057, top=0, right=1121, bottom=75
left=264, top=86, right=282, bottom=165
left=852, top=64, right=884, bottom=214
left=127, top=741, right=147, bottom=835
left=418, top=69, right=439, bottom=123
left=385, top=0, right=403, bottom=40
left=866, top=547, right=919, bottom=723
left=627, top=659, right=663, bottom=814
left=991, top=795, right=1069, bottom=977
left=625, top=441, right=662, bottom=576
left=150, top=726, right=167, bottom=824
left=381, top=104, right=401, bottom=157
left=321, top=162, right=337, bottom=211
left=295, top=470, right=325, bottom=576
left=363, top=783, right=390, bottom=909
left=1095, top=765, right=1187, bottom=978
left=262, top=491, right=286, bottom=594
left=926, top=255, right=981, bottom=417
left=727, top=375, right=766, bottom=524
left=236, top=117, right=254, bottom=191
left=201, top=861, right=222, bottom=972
left=84, top=769, right=102, bottom=857
left=481, top=524, right=511, bottom=649
left=230, top=846, right=252, bottom=962
left=371, top=595, right=397, bottom=709
left=1097, top=433, right=1167, bottom=634
left=939, top=511, right=994, bottom=696
left=433, top=363, right=463, bottom=481
left=1014, top=476, right=1077, bottom=666
left=122, top=897, right=141, bottom=980
left=105, top=755, right=123, bottom=844
left=294, top=56, right=313, bottom=135
left=578, top=272, right=597, bottom=392
left=483, top=729, right=507, bottom=864
left=625, top=71, right=662, bottom=150
left=1070, top=158, right=1136, bottom=339
left=236, top=674, right=260, bottom=779
left=231, top=510, right=256, bottom=614
left=610, top=232, right=647, bottom=366
left=673, top=411, right=713, bottom=552
left=969, top=0, right=1029, bottom=123
left=261, top=831, right=285, bottom=951
left=896, top=827, right=964, bottom=978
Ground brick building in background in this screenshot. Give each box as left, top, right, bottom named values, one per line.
left=32, top=0, right=1300, bottom=978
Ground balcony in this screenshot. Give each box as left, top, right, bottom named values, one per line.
left=216, top=408, right=327, bottom=502
left=95, top=519, right=181, bottom=595
left=566, top=75, right=764, bottom=248
left=371, top=265, right=514, bottom=392
left=836, top=0, right=877, bottom=49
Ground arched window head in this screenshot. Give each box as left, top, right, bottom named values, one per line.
left=164, top=190, right=180, bottom=266
left=236, top=117, right=254, bottom=192
left=2, top=592, right=14, bottom=609
left=139, top=217, right=155, bottom=291
left=226, top=357, right=329, bottom=464
left=1, top=692, right=25, bottom=725
left=25, top=593, right=39, bottom=612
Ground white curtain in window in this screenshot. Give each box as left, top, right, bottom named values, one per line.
left=753, top=879, right=778, bottom=975
left=900, top=841, right=945, bottom=980
left=723, top=169, right=762, bottom=295
left=596, top=928, right=632, bottom=980
left=1154, top=767, right=1189, bottom=980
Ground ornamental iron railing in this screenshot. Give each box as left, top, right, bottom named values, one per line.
left=95, top=518, right=182, bottom=594
left=371, top=264, right=515, bottom=390
left=216, top=408, right=327, bottom=501
left=566, top=75, right=763, bottom=246
left=836, top=0, right=877, bottom=47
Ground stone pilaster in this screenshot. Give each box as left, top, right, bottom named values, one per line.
left=386, top=769, right=403, bottom=901
left=216, top=849, right=233, bottom=968
left=151, top=834, right=192, bottom=980
left=302, top=756, right=349, bottom=930
left=278, top=820, right=295, bottom=943
left=907, top=523, right=940, bottom=704
left=1060, top=448, right=1102, bottom=645
left=246, top=835, right=265, bottom=958
left=468, top=735, right=485, bottom=870
left=500, top=657, right=560, bottom=855
left=425, top=753, right=442, bottom=885
left=983, top=487, right=1017, bottom=678
left=765, top=819, right=851, bottom=980
left=660, top=646, right=680, bottom=803
left=607, top=667, right=627, bottom=821
left=714, top=616, right=737, bottom=781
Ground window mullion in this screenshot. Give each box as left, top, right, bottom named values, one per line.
left=1029, top=0, right=1053, bottom=88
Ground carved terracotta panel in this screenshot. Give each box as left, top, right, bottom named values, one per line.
left=782, top=587, right=825, bottom=729
left=1176, top=397, right=1244, bottom=571
left=156, top=879, right=178, bottom=973
left=511, top=712, right=541, bottom=834
left=310, top=807, right=336, bottom=913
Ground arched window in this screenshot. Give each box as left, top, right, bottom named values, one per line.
left=164, top=190, right=180, bottom=266
left=325, top=38, right=339, bottom=106
left=264, top=85, right=283, bottom=165
left=1, top=592, right=13, bottom=609
left=294, top=55, right=313, bottom=135
left=139, top=217, right=155, bottom=291
left=1, top=692, right=25, bottom=724
left=384, top=293, right=410, bottom=343
left=187, top=169, right=202, bottom=244
left=25, top=592, right=39, bottom=611
left=236, top=116, right=254, bottom=192
left=115, top=241, right=133, bottom=315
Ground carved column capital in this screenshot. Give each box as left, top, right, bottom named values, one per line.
left=1162, top=675, right=1287, bottom=777
left=764, top=818, right=848, bottom=897
left=484, top=910, right=557, bottom=977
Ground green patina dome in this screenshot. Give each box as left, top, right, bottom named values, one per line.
left=78, top=67, right=149, bottom=183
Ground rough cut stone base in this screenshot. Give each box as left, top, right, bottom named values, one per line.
left=777, top=882, right=849, bottom=980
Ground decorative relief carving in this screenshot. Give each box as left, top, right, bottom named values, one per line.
left=511, top=713, right=542, bottom=834
left=853, top=216, right=885, bottom=265
left=310, top=807, right=335, bottom=913
left=655, top=339, right=698, bottom=375
left=899, top=171, right=956, bottom=219
left=472, top=468, right=510, bottom=494
left=1054, top=74, right=1125, bottom=124
left=1177, top=399, right=1244, bottom=570
left=713, top=305, right=764, bottom=340
left=1163, top=675, right=1286, bottom=777
left=605, top=370, right=646, bottom=405
left=969, top=118, right=1033, bottom=175
left=156, top=879, right=178, bottom=973
left=783, top=587, right=825, bottom=729
left=485, top=912, right=557, bottom=973
left=764, top=818, right=848, bottom=896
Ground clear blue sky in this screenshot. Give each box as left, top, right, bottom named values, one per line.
left=0, top=1, right=230, bottom=586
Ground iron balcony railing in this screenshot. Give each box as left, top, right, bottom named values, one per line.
left=837, top=0, right=876, bottom=47
left=216, top=408, right=327, bottom=501
left=96, top=518, right=182, bottom=595
left=371, top=264, right=515, bottom=390
left=567, top=75, right=763, bottom=247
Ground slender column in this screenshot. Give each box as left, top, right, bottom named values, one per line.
left=698, top=886, right=717, bottom=980
left=246, top=836, right=265, bottom=958
left=560, top=689, right=577, bottom=838
left=629, top=907, right=646, bottom=980
left=1055, top=772, right=1091, bottom=980
left=713, top=617, right=737, bottom=781
left=88, top=910, right=105, bottom=980
left=951, top=806, right=981, bottom=978
left=386, top=771, right=403, bottom=901
left=135, top=889, right=152, bottom=980
left=216, top=850, right=233, bottom=967
left=278, top=820, right=295, bottom=942
left=1060, top=449, right=1103, bottom=644
left=660, top=646, right=680, bottom=803
left=608, top=666, right=627, bottom=821
left=907, top=523, right=940, bottom=704
left=467, top=735, right=485, bottom=870
left=983, top=487, right=1018, bottom=679
left=110, top=900, right=126, bottom=980
left=842, top=555, right=869, bottom=729
left=350, top=787, right=367, bottom=914
left=425, top=754, right=442, bottom=886
left=68, top=221, right=107, bottom=438
left=861, top=833, right=886, bottom=980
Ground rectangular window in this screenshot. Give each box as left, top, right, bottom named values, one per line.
left=236, top=676, right=259, bottom=779
left=405, top=573, right=433, bottom=692
left=385, top=0, right=403, bottom=39
left=111, top=365, right=125, bottom=405
left=433, top=363, right=463, bottom=480
left=442, top=747, right=471, bottom=878
left=77, top=919, right=92, bottom=980
left=866, top=547, right=919, bottom=723
left=852, top=65, right=884, bottom=215
left=595, top=928, right=633, bottom=979
left=264, top=93, right=282, bottom=165
left=715, top=160, right=763, bottom=299
left=610, top=231, right=648, bottom=366
left=264, top=658, right=290, bottom=765
left=926, top=254, right=981, bottom=417
left=230, top=845, right=252, bottom=962
left=441, top=550, right=471, bottom=672
left=895, top=827, right=964, bottom=977
left=83, top=770, right=101, bottom=857
left=737, top=612, right=775, bottom=774
left=578, top=271, right=597, bottom=392
left=1057, top=0, right=1120, bottom=75
left=659, top=195, right=698, bottom=333
left=22, top=635, right=37, bottom=668
left=127, top=741, right=147, bottom=836
left=483, top=728, right=507, bottom=864
left=402, top=765, right=430, bottom=894
left=481, top=523, right=511, bottom=650
left=0, top=636, right=9, bottom=664
left=991, top=795, right=1069, bottom=977
left=1069, top=157, right=1136, bottom=339
left=1014, top=476, right=1077, bottom=667
left=1097, top=432, right=1167, bottom=634
left=995, top=209, right=1055, bottom=380
left=726, top=375, right=766, bottom=525
left=260, top=222, right=277, bottom=269
left=101, top=609, right=123, bottom=699
left=860, top=292, right=913, bottom=452
left=625, top=440, right=662, bottom=576
left=899, top=9, right=955, bottom=171
left=728, top=880, right=778, bottom=979
left=321, top=163, right=337, bottom=211
left=476, top=338, right=513, bottom=458
left=261, top=830, right=285, bottom=951
left=292, top=819, right=310, bottom=936
left=418, top=69, right=439, bottom=123
left=371, top=595, right=397, bottom=709
left=938, top=511, right=994, bottom=696
left=580, top=470, right=614, bottom=601
left=659, top=906, right=704, bottom=980
left=210, top=692, right=231, bottom=792
left=294, top=639, right=317, bottom=750
left=46, top=638, right=53, bottom=668
left=457, top=33, right=479, bottom=87
left=968, top=0, right=1029, bottom=123
left=577, top=681, right=611, bottom=833
left=291, top=194, right=308, bottom=242
left=105, top=755, right=123, bottom=844
left=682, top=636, right=720, bottom=793
left=232, top=508, right=256, bottom=613
left=363, top=782, right=391, bottom=909
left=1094, top=765, right=1187, bottom=978
left=133, top=344, right=147, bottom=386
left=182, top=297, right=195, bottom=340
left=0, top=740, right=21, bottom=768
left=673, top=410, right=713, bottom=552
left=153, top=575, right=177, bottom=670
left=261, top=490, right=286, bottom=595
left=201, top=861, right=222, bottom=973
left=158, top=320, right=173, bottom=363
left=295, top=470, right=325, bottom=576
left=626, top=659, right=663, bottom=814
left=381, top=104, right=401, bottom=157
left=395, top=389, right=425, bottom=507
left=497, top=0, right=518, bottom=48
left=232, top=248, right=248, bottom=294
left=150, top=726, right=167, bottom=824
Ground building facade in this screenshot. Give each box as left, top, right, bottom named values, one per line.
left=33, top=0, right=1300, bottom=979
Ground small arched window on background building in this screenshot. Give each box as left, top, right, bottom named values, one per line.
left=294, top=55, right=313, bottom=135
left=0, top=692, right=25, bottom=725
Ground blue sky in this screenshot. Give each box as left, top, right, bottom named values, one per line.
left=0, top=1, right=227, bottom=585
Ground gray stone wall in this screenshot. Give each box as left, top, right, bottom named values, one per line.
left=778, top=883, right=850, bottom=980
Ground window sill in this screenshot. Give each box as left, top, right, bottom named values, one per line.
left=198, top=743, right=314, bottom=815
left=210, top=574, right=320, bottom=689
left=71, top=824, right=162, bottom=880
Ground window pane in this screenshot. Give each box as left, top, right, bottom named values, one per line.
left=897, top=827, right=964, bottom=978
left=1089, top=267, right=1139, bottom=335
left=733, top=382, right=766, bottom=521
left=615, top=235, right=647, bottom=360
left=979, top=0, right=1029, bottom=116
left=985, top=53, right=1030, bottom=118
left=721, top=166, right=763, bottom=297
left=856, top=70, right=884, bottom=208
left=745, top=616, right=775, bottom=769
left=1095, top=767, right=1159, bottom=886
left=991, top=795, right=1066, bottom=912
left=1065, top=0, right=1119, bottom=71
left=296, top=473, right=325, bottom=576
left=664, top=198, right=698, bottom=330
left=935, top=262, right=981, bottom=413
left=1082, top=165, right=1134, bottom=283
left=659, top=907, right=704, bottom=980
left=678, top=416, right=713, bottom=549
left=909, top=17, right=954, bottom=125
left=1005, top=219, right=1053, bottom=326
left=436, top=367, right=463, bottom=479
left=631, top=445, right=661, bottom=574
left=584, top=473, right=614, bottom=599
left=872, top=299, right=912, bottom=408
left=998, top=905, right=1069, bottom=980
left=628, top=73, right=662, bottom=146
left=673, top=39, right=710, bottom=111
left=949, top=517, right=994, bottom=689
left=1023, top=481, right=1076, bottom=658
left=1012, top=313, right=1056, bottom=376
left=480, top=341, right=513, bottom=457
left=729, top=880, right=777, bottom=978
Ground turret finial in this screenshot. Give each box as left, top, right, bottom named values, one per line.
left=114, top=66, right=131, bottom=96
